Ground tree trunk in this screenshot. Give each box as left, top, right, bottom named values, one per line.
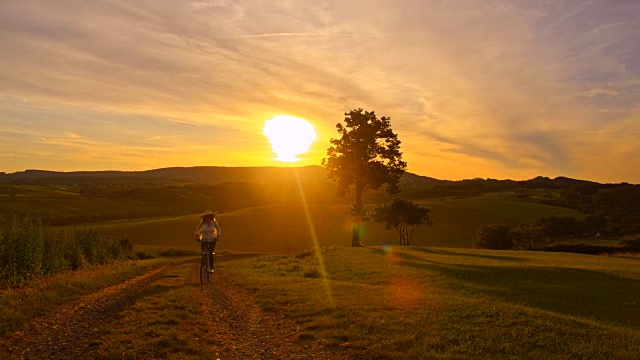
left=352, top=183, right=364, bottom=247
left=352, top=224, right=361, bottom=247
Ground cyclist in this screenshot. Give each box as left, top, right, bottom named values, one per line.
left=195, top=210, right=221, bottom=273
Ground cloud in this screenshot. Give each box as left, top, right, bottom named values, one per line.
left=0, top=0, right=638, bottom=182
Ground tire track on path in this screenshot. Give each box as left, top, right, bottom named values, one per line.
left=0, top=254, right=349, bottom=359
left=202, top=271, right=346, bottom=360
left=0, top=260, right=189, bottom=360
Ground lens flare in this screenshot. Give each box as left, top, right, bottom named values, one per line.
left=293, top=169, right=335, bottom=307
left=389, top=277, right=423, bottom=308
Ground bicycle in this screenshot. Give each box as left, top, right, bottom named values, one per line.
left=197, top=238, right=217, bottom=285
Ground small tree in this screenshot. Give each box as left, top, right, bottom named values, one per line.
left=372, top=198, right=432, bottom=246
left=322, top=108, right=407, bottom=247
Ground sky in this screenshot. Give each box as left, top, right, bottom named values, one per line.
left=0, top=0, right=638, bottom=183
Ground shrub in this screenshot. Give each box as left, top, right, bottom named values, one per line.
left=473, top=224, right=514, bottom=250
left=510, top=224, right=550, bottom=250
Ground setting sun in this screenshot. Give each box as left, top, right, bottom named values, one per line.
left=263, top=115, right=317, bottom=162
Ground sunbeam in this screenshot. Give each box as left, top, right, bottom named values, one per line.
left=293, top=169, right=335, bottom=307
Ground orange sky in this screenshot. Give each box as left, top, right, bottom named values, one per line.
left=0, top=1, right=638, bottom=183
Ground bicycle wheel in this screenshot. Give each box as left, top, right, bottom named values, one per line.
left=200, top=252, right=210, bottom=284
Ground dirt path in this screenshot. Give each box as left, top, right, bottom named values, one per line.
left=203, top=273, right=344, bottom=359
left=0, top=256, right=347, bottom=359
left=0, top=263, right=178, bottom=359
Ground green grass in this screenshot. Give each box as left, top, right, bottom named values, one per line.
left=0, top=258, right=171, bottom=337
left=90, top=205, right=356, bottom=252
left=1, top=245, right=637, bottom=358
left=0, top=184, right=148, bottom=221
left=86, top=195, right=587, bottom=253
left=96, top=261, right=218, bottom=359
left=2, top=182, right=591, bottom=250
left=219, top=246, right=639, bottom=359
left=447, top=193, right=585, bottom=222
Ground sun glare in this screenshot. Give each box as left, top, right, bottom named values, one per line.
left=263, top=115, right=317, bottom=162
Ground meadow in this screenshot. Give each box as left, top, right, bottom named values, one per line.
left=217, top=246, right=639, bottom=358
left=86, top=193, right=587, bottom=254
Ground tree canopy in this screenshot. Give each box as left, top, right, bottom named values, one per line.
left=322, top=108, right=407, bottom=246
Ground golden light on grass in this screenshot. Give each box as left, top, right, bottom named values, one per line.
left=383, top=245, right=402, bottom=264
left=388, top=276, right=424, bottom=308
left=293, top=169, right=335, bottom=307
left=263, top=115, right=317, bottom=162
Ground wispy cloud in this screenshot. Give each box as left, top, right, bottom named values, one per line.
left=0, top=0, right=637, bottom=182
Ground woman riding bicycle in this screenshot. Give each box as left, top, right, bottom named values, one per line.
left=195, top=210, right=221, bottom=273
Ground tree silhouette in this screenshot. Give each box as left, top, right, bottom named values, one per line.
left=372, top=198, right=432, bottom=246
left=322, top=108, right=406, bottom=247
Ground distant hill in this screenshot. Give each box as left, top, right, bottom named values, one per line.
left=1, top=165, right=627, bottom=188
left=1, top=166, right=637, bottom=240
left=0, top=166, right=328, bottom=186
left=0, top=166, right=447, bottom=189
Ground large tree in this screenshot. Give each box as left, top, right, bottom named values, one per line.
left=322, top=108, right=407, bottom=247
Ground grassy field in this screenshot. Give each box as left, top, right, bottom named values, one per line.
left=220, top=246, right=639, bottom=359
left=1, top=245, right=637, bottom=358
left=87, top=194, right=587, bottom=252
left=2, top=181, right=590, bottom=251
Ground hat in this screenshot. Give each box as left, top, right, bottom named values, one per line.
left=200, top=210, right=215, bottom=218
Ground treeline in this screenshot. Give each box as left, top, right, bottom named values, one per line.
left=403, top=180, right=640, bottom=237
left=473, top=217, right=640, bottom=255
left=537, top=185, right=640, bottom=236
left=0, top=217, right=132, bottom=286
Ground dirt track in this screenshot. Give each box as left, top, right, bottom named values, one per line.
left=0, top=256, right=347, bottom=359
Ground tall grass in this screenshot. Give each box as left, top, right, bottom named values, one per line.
left=0, top=216, right=132, bottom=286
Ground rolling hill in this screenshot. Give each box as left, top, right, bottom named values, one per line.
left=1, top=166, right=637, bottom=251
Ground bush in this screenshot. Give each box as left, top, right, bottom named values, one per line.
left=474, top=224, right=514, bottom=250
left=510, top=224, right=549, bottom=250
